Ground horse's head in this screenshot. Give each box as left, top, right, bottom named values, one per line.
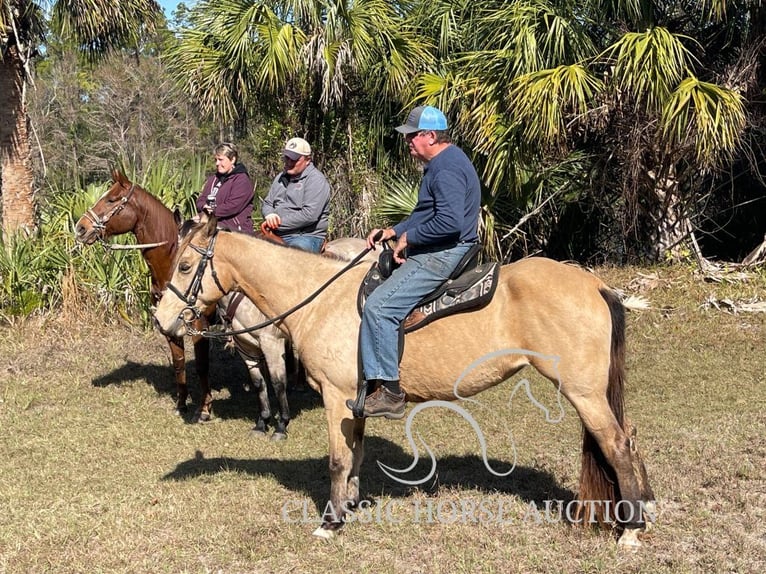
left=153, top=213, right=231, bottom=338
left=75, top=169, right=140, bottom=245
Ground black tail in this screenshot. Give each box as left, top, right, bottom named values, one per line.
left=576, top=288, right=626, bottom=527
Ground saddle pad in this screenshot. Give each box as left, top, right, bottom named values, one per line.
left=357, top=262, right=499, bottom=333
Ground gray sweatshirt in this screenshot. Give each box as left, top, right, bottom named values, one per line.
left=261, top=163, right=331, bottom=241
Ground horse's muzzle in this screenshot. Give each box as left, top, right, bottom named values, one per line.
left=152, top=314, right=185, bottom=338
left=74, top=223, right=98, bottom=245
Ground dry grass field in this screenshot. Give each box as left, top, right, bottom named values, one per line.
left=1, top=264, right=764, bottom=573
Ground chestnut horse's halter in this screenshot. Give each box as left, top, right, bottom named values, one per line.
left=81, top=183, right=169, bottom=250
left=166, top=228, right=377, bottom=338
left=81, top=183, right=137, bottom=243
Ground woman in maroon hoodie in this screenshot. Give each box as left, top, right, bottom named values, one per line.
left=195, top=142, right=255, bottom=234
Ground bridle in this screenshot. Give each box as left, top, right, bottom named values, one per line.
left=80, top=183, right=137, bottom=242
left=165, top=229, right=227, bottom=323
left=165, top=228, right=378, bottom=338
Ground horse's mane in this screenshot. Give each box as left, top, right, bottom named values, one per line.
left=177, top=221, right=354, bottom=276
left=178, top=218, right=198, bottom=239
left=320, top=250, right=346, bottom=261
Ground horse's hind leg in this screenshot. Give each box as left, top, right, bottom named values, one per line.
left=626, top=420, right=656, bottom=527
left=168, top=336, right=188, bottom=414
left=241, top=352, right=271, bottom=437
left=263, top=335, right=290, bottom=441
left=569, top=394, right=652, bottom=542
left=285, top=343, right=305, bottom=392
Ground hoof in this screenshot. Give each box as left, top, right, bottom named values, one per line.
left=642, top=501, right=657, bottom=532
left=270, top=432, right=288, bottom=442
left=617, top=528, right=642, bottom=550
left=193, top=411, right=212, bottom=424
left=312, top=524, right=341, bottom=539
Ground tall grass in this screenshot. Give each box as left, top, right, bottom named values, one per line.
left=0, top=157, right=207, bottom=323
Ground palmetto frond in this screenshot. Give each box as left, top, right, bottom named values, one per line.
left=51, top=0, right=162, bottom=57
left=471, top=1, right=596, bottom=72
left=661, top=75, right=745, bottom=168
left=412, top=1, right=596, bottom=193
left=165, top=0, right=302, bottom=123
left=510, top=64, right=604, bottom=148
left=601, top=27, right=699, bottom=114
left=374, top=173, right=418, bottom=223
left=166, top=0, right=431, bottom=128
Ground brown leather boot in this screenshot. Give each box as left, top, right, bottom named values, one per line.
left=362, top=385, right=406, bottom=419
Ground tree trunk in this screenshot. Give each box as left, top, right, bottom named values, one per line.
left=649, top=165, right=690, bottom=261
left=0, top=43, right=36, bottom=238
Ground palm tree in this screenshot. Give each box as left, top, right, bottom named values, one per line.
left=166, top=0, right=436, bottom=238
left=410, top=0, right=600, bottom=260
left=410, top=0, right=749, bottom=261
left=0, top=0, right=162, bottom=237
left=166, top=0, right=433, bottom=141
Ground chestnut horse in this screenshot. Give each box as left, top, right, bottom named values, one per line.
left=154, top=215, right=655, bottom=547
left=75, top=170, right=217, bottom=419
left=74, top=170, right=291, bottom=435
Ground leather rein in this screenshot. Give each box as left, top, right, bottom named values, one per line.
left=166, top=229, right=376, bottom=339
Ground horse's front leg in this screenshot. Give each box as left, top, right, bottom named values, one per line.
left=167, top=336, right=188, bottom=415
left=313, top=386, right=365, bottom=539
left=191, top=315, right=212, bottom=422
left=346, top=415, right=366, bottom=509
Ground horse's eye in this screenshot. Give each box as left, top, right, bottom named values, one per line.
left=179, top=262, right=192, bottom=273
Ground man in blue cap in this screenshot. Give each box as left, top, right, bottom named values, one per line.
left=348, top=105, right=482, bottom=419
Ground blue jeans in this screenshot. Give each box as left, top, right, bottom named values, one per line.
left=360, top=244, right=474, bottom=381
left=283, top=235, right=324, bottom=253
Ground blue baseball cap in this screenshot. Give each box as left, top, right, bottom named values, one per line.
left=395, top=105, right=449, bottom=134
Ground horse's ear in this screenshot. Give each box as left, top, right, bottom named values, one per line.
left=112, top=169, right=130, bottom=187
left=173, top=208, right=183, bottom=229
left=199, top=212, right=218, bottom=237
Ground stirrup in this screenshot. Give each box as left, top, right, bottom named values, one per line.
left=349, top=380, right=371, bottom=418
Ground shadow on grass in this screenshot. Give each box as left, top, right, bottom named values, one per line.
left=92, top=360, right=175, bottom=394
left=161, top=435, right=575, bottom=516
left=89, top=341, right=324, bottom=424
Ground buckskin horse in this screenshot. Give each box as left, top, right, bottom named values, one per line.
left=153, top=214, right=655, bottom=547
left=76, top=169, right=359, bottom=437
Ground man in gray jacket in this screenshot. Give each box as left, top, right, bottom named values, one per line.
left=261, top=137, right=331, bottom=253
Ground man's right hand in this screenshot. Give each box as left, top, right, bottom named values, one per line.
left=264, top=213, right=282, bottom=229
left=366, top=227, right=396, bottom=249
